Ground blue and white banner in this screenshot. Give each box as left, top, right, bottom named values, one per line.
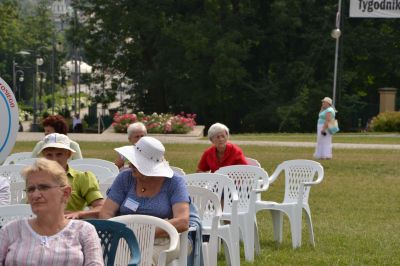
left=0, top=78, right=19, bottom=164
left=350, top=0, right=400, bottom=17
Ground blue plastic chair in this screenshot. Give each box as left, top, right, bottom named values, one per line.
left=86, top=219, right=141, bottom=266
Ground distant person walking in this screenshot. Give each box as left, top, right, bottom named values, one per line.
left=314, top=97, right=337, bottom=160
left=73, top=113, right=83, bottom=133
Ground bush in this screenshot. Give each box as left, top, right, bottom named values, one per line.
left=112, top=111, right=197, bottom=134
left=370, top=112, right=400, bottom=132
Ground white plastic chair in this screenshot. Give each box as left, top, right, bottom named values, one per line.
left=70, top=164, right=116, bottom=184
left=99, top=177, right=115, bottom=198
left=255, top=159, right=324, bottom=248
left=184, top=173, right=240, bottom=266
left=12, top=158, right=37, bottom=166
left=0, top=204, right=35, bottom=228
left=245, top=157, right=261, bottom=167
left=10, top=181, right=27, bottom=204
left=215, top=165, right=269, bottom=262
left=2, top=152, right=33, bottom=165
left=0, top=164, right=26, bottom=183
left=69, top=158, right=120, bottom=177
left=187, top=186, right=222, bottom=266
left=170, top=166, right=186, bottom=176
left=110, top=214, right=180, bottom=266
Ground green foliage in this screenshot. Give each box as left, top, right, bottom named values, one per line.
left=371, top=112, right=400, bottom=132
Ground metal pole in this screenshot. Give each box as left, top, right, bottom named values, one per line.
left=51, top=32, right=56, bottom=114
left=332, top=0, right=342, bottom=107
left=73, top=7, right=78, bottom=116
left=12, top=60, right=17, bottom=94
left=39, top=73, right=43, bottom=114
left=78, top=58, right=81, bottom=114
left=32, top=61, right=38, bottom=132
left=333, top=38, right=339, bottom=107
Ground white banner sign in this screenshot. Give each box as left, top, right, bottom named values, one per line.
left=0, top=77, right=19, bottom=164
left=350, top=0, right=400, bottom=17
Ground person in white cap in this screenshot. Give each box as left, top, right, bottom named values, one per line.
left=100, top=136, right=191, bottom=264
left=314, top=97, right=337, bottom=159
left=38, top=133, right=104, bottom=219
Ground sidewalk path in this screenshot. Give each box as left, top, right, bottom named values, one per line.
left=16, top=131, right=400, bottom=150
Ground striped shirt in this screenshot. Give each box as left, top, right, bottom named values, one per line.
left=0, top=219, right=104, bottom=266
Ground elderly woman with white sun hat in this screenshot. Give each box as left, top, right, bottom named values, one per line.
left=99, top=136, right=192, bottom=264
left=314, top=96, right=337, bottom=160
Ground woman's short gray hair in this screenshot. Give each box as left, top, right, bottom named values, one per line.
left=127, top=122, right=147, bottom=137
left=208, top=122, right=230, bottom=141
left=21, top=158, right=68, bottom=186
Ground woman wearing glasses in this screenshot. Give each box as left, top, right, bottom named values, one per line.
left=0, top=158, right=103, bottom=265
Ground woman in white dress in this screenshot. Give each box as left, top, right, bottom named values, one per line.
left=314, top=97, right=337, bottom=159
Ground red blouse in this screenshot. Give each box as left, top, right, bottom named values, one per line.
left=197, top=142, right=247, bottom=173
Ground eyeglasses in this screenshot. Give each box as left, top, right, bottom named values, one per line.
left=24, top=184, right=64, bottom=194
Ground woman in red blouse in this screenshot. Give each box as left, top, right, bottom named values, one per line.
left=197, top=123, right=247, bottom=173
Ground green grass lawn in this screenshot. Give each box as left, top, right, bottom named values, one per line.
left=11, top=139, right=400, bottom=265
left=228, top=133, right=400, bottom=144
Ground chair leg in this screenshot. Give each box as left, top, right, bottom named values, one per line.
left=240, top=216, right=255, bottom=261
left=202, top=243, right=211, bottom=266
left=288, top=208, right=302, bottom=249
left=270, top=210, right=283, bottom=243
left=254, top=220, right=261, bottom=255
left=304, top=208, right=315, bottom=246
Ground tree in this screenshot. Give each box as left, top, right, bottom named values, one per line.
left=76, top=0, right=400, bottom=132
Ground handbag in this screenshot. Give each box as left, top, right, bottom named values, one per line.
left=327, top=119, right=339, bottom=134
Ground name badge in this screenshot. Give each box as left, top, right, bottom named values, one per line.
left=124, top=197, right=139, bottom=212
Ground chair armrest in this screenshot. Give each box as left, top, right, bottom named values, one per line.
left=268, top=165, right=283, bottom=185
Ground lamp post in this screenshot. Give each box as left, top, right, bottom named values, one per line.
left=31, top=57, right=44, bottom=132
left=38, top=71, right=46, bottom=114
left=331, top=0, right=342, bottom=107
left=16, top=70, right=24, bottom=101
left=58, top=66, right=69, bottom=112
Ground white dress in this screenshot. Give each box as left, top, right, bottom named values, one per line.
left=313, top=107, right=335, bottom=159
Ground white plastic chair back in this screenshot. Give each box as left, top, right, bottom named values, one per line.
left=216, top=165, right=268, bottom=214
left=99, top=177, right=115, bottom=198
left=215, top=165, right=269, bottom=261
left=13, top=158, right=37, bottom=166
left=69, top=158, right=119, bottom=176
left=10, top=181, right=27, bottom=204
left=184, top=173, right=240, bottom=266
left=279, top=160, right=324, bottom=204
left=187, top=186, right=221, bottom=266
left=255, top=159, right=324, bottom=248
left=0, top=204, right=35, bottom=228
left=110, top=214, right=179, bottom=266
left=70, top=164, right=115, bottom=184
left=170, top=166, right=186, bottom=176
left=245, top=157, right=261, bottom=167
left=2, top=152, right=33, bottom=165
left=0, top=164, right=26, bottom=183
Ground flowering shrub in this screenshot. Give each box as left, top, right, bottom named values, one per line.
left=112, top=113, right=137, bottom=133
left=113, top=111, right=196, bottom=134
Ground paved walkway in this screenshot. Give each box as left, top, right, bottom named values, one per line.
left=16, top=130, right=400, bottom=150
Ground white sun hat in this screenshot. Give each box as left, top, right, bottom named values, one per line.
left=114, top=136, right=173, bottom=178
left=38, top=133, right=76, bottom=154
